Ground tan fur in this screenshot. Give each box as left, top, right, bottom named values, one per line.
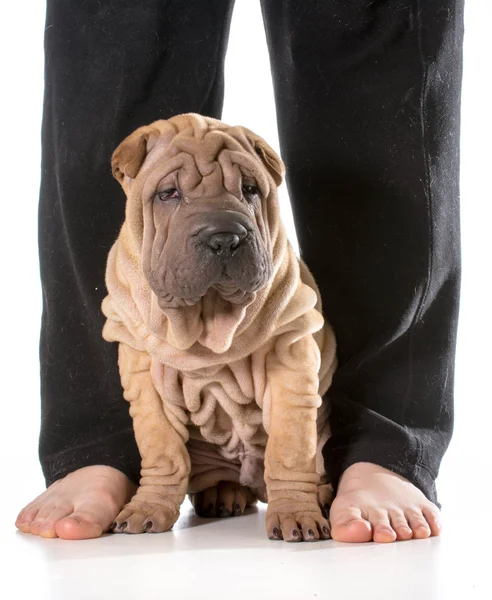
left=101, top=113, right=338, bottom=541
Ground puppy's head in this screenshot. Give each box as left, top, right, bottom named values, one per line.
left=111, top=113, right=285, bottom=309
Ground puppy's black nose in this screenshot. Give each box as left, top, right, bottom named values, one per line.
left=207, top=232, right=241, bottom=256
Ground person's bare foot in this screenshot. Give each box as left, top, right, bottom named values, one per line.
left=329, top=462, right=441, bottom=543
left=15, top=465, right=137, bottom=540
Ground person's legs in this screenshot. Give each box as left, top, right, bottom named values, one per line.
left=260, top=0, right=464, bottom=542
left=16, top=0, right=235, bottom=539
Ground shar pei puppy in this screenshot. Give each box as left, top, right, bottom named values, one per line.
left=101, top=113, right=338, bottom=542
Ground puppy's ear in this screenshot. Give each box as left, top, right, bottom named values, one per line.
left=253, top=139, right=285, bottom=187
left=111, top=125, right=160, bottom=184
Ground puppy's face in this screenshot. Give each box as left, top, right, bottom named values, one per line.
left=111, top=115, right=285, bottom=309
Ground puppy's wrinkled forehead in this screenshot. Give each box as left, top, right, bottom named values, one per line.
left=142, top=126, right=271, bottom=200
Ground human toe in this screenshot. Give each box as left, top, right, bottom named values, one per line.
left=406, top=509, right=432, bottom=539
left=331, top=518, right=373, bottom=543
left=15, top=508, right=39, bottom=532
left=53, top=494, right=120, bottom=540
left=329, top=504, right=372, bottom=543
left=389, top=510, right=413, bottom=541
left=55, top=510, right=106, bottom=540
left=35, top=504, right=81, bottom=538
left=422, top=505, right=442, bottom=536
left=368, top=510, right=397, bottom=543
left=26, top=501, right=65, bottom=535
left=15, top=499, right=48, bottom=533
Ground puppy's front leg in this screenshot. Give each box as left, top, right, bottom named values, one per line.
left=111, top=343, right=191, bottom=534
left=264, top=334, right=331, bottom=543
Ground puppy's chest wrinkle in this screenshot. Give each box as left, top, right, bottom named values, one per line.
left=150, top=351, right=271, bottom=486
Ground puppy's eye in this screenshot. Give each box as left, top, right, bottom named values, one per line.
left=242, top=184, right=260, bottom=198
left=156, top=188, right=181, bottom=202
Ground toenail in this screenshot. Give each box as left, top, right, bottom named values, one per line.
left=144, top=521, right=153, bottom=532
left=217, top=505, right=231, bottom=518
left=292, top=529, right=300, bottom=538
left=233, top=503, right=240, bottom=513
left=272, top=527, right=281, bottom=539
left=307, top=528, right=315, bottom=537
left=322, top=526, right=330, bottom=536
left=345, top=518, right=364, bottom=527
left=119, top=521, right=128, bottom=531
left=68, top=516, right=83, bottom=524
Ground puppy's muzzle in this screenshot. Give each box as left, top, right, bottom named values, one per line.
left=195, top=216, right=250, bottom=259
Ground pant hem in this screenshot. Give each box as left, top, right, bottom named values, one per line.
left=324, top=439, right=440, bottom=508
left=39, top=428, right=141, bottom=488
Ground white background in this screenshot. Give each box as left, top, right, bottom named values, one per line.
left=0, top=1, right=491, bottom=598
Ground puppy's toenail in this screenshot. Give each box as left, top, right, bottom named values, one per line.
left=218, top=504, right=232, bottom=518
left=322, top=526, right=330, bottom=536
left=292, top=529, right=300, bottom=538
left=271, top=527, right=281, bottom=539
left=144, top=521, right=153, bottom=532
left=308, top=528, right=315, bottom=537
left=233, top=503, right=241, bottom=515
left=118, top=521, right=128, bottom=531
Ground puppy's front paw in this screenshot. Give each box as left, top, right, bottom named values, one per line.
left=110, top=498, right=179, bottom=534
left=266, top=500, right=331, bottom=542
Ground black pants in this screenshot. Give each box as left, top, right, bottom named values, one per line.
left=38, top=0, right=464, bottom=506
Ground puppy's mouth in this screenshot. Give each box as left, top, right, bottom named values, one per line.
left=156, top=278, right=256, bottom=309
left=153, top=256, right=269, bottom=309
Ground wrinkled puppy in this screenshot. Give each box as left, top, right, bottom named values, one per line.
left=102, top=113, right=338, bottom=542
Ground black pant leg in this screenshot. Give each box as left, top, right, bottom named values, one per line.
left=260, top=0, right=464, bottom=504
left=38, top=0, right=235, bottom=487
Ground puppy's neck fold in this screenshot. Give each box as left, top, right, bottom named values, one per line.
left=102, top=219, right=318, bottom=368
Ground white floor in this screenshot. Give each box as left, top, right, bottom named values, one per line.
left=1, top=1, right=491, bottom=599
left=2, top=445, right=490, bottom=600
